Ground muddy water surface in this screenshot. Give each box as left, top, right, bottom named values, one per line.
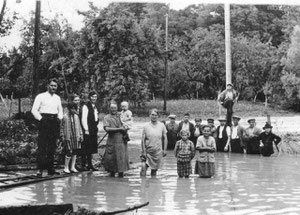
left=1, top=120, right=300, bottom=214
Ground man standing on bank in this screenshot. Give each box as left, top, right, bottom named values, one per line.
left=218, top=83, right=238, bottom=126
left=81, top=91, right=99, bottom=171
left=32, top=78, right=63, bottom=177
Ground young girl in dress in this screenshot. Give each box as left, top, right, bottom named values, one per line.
left=62, top=102, right=83, bottom=173
left=174, top=130, right=195, bottom=178
left=195, top=125, right=216, bottom=178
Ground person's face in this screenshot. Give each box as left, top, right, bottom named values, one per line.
left=220, top=121, right=225, bottom=126
left=183, top=116, right=189, bottom=123
left=170, top=118, right=175, bottom=123
left=121, top=104, right=128, bottom=111
left=203, top=127, right=211, bottom=137
left=150, top=111, right=158, bottom=122
left=90, top=94, right=97, bottom=104
left=110, top=104, right=118, bottom=114
left=48, top=81, right=58, bottom=94
left=265, top=128, right=271, bottom=134
left=73, top=96, right=80, bottom=105
left=195, top=120, right=201, bottom=126
left=208, top=121, right=214, bottom=126
left=227, top=85, right=232, bottom=90
left=233, top=119, right=239, bottom=126
left=181, top=133, right=188, bottom=141
left=249, top=121, right=255, bottom=128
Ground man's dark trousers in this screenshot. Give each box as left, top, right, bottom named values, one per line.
left=37, top=114, right=60, bottom=174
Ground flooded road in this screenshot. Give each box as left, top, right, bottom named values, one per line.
left=1, top=152, right=300, bottom=214
left=1, top=119, right=300, bottom=214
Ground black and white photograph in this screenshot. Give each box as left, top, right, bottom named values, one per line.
left=1, top=0, right=300, bottom=214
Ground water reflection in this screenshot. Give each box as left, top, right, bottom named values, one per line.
left=2, top=153, right=300, bottom=214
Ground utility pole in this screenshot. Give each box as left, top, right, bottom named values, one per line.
left=163, top=4, right=169, bottom=112
left=32, top=0, right=41, bottom=98
left=224, top=2, right=232, bottom=85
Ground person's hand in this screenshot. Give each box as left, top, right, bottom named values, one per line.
left=259, top=142, right=264, bottom=147
left=163, top=151, right=167, bottom=157
left=224, top=144, right=229, bottom=151
left=85, top=130, right=89, bottom=135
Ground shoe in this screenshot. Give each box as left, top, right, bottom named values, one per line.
left=48, top=171, right=60, bottom=176
left=63, top=169, right=71, bottom=174
left=36, top=170, right=43, bottom=177
left=87, top=166, right=98, bottom=171
left=70, top=168, right=78, bottom=173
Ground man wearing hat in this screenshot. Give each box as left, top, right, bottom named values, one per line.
left=166, top=114, right=179, bottom=149
left=216, top=117, right=231, bottom=152
left=257, top=122, right=281, bottom=157
left=218, top=83, right=238, bottom=126
left=207, top=118, right=217, bottom=139
left=178, top=113, right=195, bottom=144
left=226, top=115, right=245, bottom=153
left=243, top=118, right=262, bottom=154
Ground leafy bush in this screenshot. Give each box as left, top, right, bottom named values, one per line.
left=0, top=119, right=37, bottom=165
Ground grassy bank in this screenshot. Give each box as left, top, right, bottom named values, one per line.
left=130, top=99, right=297, bottom=121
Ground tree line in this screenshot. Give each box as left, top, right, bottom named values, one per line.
left=1, top=3, right=300, bottom=111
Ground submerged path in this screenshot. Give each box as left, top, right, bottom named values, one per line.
left=1, top=152, right=300, bottom=215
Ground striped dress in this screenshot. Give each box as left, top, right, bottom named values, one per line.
left=62, top=112, right=83, bottom=155
left=174, top=139, right=195, bottom=177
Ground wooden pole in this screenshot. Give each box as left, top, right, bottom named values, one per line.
left=32, top=0, right=41, bottom=99
left=163, top=4, right=169, bottom=112
left=224, top=2, right=232, bottom=85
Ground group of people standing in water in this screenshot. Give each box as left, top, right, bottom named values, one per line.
left=31, top=79, right=281, bottom=179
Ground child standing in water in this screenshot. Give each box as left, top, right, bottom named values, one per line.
left=120, top=101, right=133, bottom=142
left=195, top=125, right=216, bottom=178
left=174, top=130, right=195, bottom=178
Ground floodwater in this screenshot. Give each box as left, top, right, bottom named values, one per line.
left=1, top=119, right=300, bottom=214
left=2, top=153, right=300, bottom=215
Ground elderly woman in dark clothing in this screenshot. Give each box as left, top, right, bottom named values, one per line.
left=258, top=122, right=281, bottom=157
left=103, top=103, right=129, bottom=177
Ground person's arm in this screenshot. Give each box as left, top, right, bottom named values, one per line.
left=31, top=94, right=42, bottom=121
left=273, top=133, right=282, bottom=145
left=162, top=124, right=168, bottom=156
left=141, top=128, right=146, bottom=157
left=81, top=105, right=89, bottom=135
left=190, top=141, right=195, bottom=159
left=57, top=96, right=63, bottom=120
left=174, top=142, right=179, bottom=158
left=211, top=137, right=216, bottom=152
left=224, top=127, right=232, bottom=151
left=196, top=137, right=210, bottom=152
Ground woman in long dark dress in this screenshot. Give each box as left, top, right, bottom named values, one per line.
left=81, top=91, right=99, bottom=171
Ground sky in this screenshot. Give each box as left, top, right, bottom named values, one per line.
left=1, top=0, right=300, bottom=51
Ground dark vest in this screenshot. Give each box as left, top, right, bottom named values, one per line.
left=216, top=125, right=228, bottom=140
left=86, top=102, right=99, bottom=135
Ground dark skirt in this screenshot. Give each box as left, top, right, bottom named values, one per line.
left=177, top=161, right=192, bottom=177
left=195, top=161, right=215, bottom=178
left=231, top=139, right=244, bottom=153
left=81, top=134, right=98, bottom=155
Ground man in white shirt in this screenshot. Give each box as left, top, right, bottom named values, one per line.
left=227, top=115, right=245, bottom=153
left=31, top=78, right=63, bottom=176
left=81, top=91, right=99, bottom=171
left=216, top=118, right=231, bottom=152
